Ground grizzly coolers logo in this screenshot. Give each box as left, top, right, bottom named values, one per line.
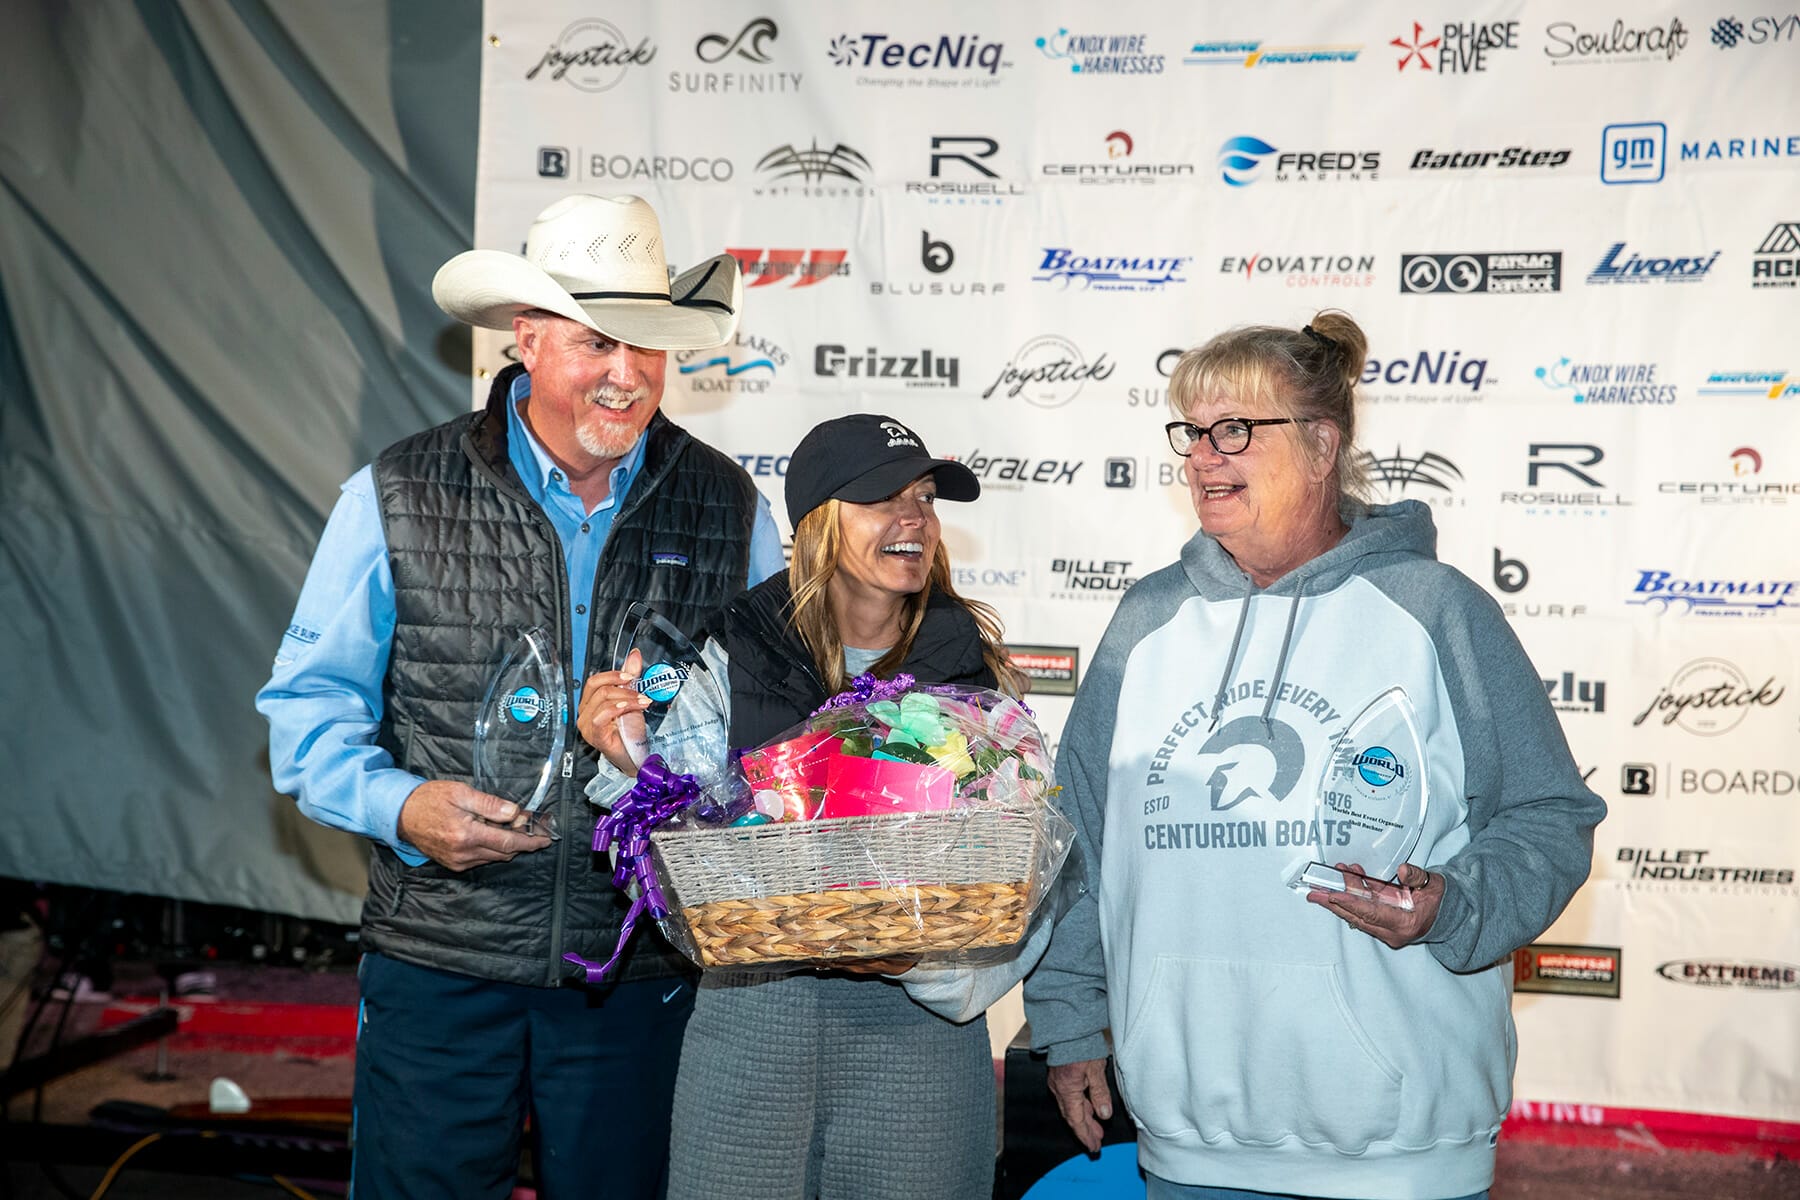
left=812, top=344, right=958, bottom=389
left=1005, top=644, right=1080, bottom=696
left=526, top=20, right=656, bottom=91
left=1656, top=960, right=1800, bottom=990
left=983, top=336, right=1115, bottom=407
left=727, top=248, right=848, bottom=288
left=1631, top=659, right=1783, bottom=734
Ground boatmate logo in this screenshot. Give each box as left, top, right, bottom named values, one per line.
left=504, top=686, right=545, bottom=725
left=1033, top=249, right=1190, bottom=292
left=1628, top=569, right=1800, bottom=616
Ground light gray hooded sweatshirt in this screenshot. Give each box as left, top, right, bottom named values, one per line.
left=1023, top=499, right=1605, bottom=1200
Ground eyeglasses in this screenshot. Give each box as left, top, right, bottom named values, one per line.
left=1165, top=418, right=1295, bottom=456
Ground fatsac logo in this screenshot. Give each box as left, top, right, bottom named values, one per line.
left=1218, top=137, right=1380, bottom=185
left=1036, top=28, right=1166, bottom=74
left=1535, top=355, right=1676, bottom=404
left=828, top=32, right=1009, bottom=86
left=1185, top=38, right=1360, bottom=67
left=1711, top=14, right=1800, bottom=47
left=1359, top=349, right=1491, bottom=403
left=1657, top=445, right=1798, bottom=506
left=869, top=231, right=1006, bottom=298
left=526, top=19, right=655, bottom=91
left=675, top=17, right=799, bottom=95
left=813, top=344, right=958, bottom=389
left=1514, top=944, right=1621, bottom=998
left=1005, top=644, right=1080, bottom=696
left=1392, top=21, right=1520, bottom=72
left=542, top=148, right=732, bottom=184
left=1032, top=248, right=1190, bottom=292
left=1220, top=251, right=1376, bottom=288
left=908, top=135, right=1027, bottom=202
left=953, top=452, right=1083, bottom=490
left=1501, top=443, right=1632, bottom=514
left=675, top=333, right=787, bottom=395
left=726, top=248, right=847, bottom=289
left=1401, top=251, right=1561, bottom=294
left=1679, top=131, right=1800, bottom=167
left=1657, top=960, right=1800, bottom=990
left=1048, top=557, right=1135, bottom=593
left=1042, top=130, right=1196, bottom=185
left=752, top=140, right=872, bottom=196
left=1544, top=18, right=1689, bottom=64
left=1410, top=146, right=1571, bottom=172
left=1633, top=659, right=1784, bottom=735
left=1586, top=242, right=1719, bottom=286
left=1627, top=569, right=1800, bottom=617
left=1618, top=847, right=1797, bottom=890
left=1698, top=372, right=1799, bottom=399
left=1600, top=122, right=1666, bottom=184
left=1545, top=672, right=1607, bottom=715
left=1754, top=221, right=1800, bottom=288
left=983, top=335, right=1116, bottom=406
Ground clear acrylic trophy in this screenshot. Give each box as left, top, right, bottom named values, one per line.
left=610, top=603, right=731, bottom=791
left=472, top=626, right=567, bottom=838
left=1288, top=686, right=1429, bottom=910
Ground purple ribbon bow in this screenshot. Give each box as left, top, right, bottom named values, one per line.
left=812, top=671, right=917, bottom=716
left=562, top=754, right=697, bottom=984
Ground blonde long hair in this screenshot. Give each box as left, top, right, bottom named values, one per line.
left=787, top=498, right=1025, bottom=697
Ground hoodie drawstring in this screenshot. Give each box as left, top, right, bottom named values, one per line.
left=1261, top=577, right=1309, bottom=730
left=1208, top=589, right=1255, bottom=731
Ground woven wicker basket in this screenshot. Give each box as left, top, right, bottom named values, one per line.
left=649, top=805, right=1045, bottom=966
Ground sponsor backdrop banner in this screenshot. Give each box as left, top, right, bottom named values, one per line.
left=472, top=2, right=1799, bottom=1123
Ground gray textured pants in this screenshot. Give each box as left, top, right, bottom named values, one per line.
left=667, top=970, right=995, bottom=1200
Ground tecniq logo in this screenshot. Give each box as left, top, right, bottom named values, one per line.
left=1218, top=137, right=1379, bottom=185
left=829, top=32, right=1009, bottom=84
left=983, top=335, right=1116, bottom=406
left=1656, top=960, right=1800, bottom=990
left=1359, top=349, right=1491, bottom=402
left=1632, top=659, right=1783, bottom=735
left=526, top=19, right=656, bottom=92
left=1401, top=252, right=1561, bottom=294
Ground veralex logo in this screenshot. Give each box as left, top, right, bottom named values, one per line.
left=727, top=248, right=847, bottom=288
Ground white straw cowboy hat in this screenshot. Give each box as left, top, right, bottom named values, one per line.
left=431, top=194, right=742, bottom=351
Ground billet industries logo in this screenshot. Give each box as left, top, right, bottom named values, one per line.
left=753, top=140, right=872, bottom=190
left=1514, top=944, right=1621, bottom=998
left=1005, top=644, right=1081, bottom=696
left=1711, top=15, right=1800, bottom=47
left=1754, top=222, right=1800, bottom=287
left=732, top=452, right=789, bottom=477
left=829, top=32, right=1009, bottom=84
left=1218, top=137, right=1379, bottom=185
left=812, top=344, right=959, bottom=388
left=983, top=335, right=1115, bottom=406
left=1041, top=130, right=1196, bottom=185
left=1392, top=21, right=1521, bottom=72
left=1400, top=252, right=1561, bottom=293
left=526, top=19, right=656, bottom=91
left=1618, top=847, right=1796, bottom=889
left=1036, top=28, right=1166, bottom=74
left=1220, top=252, right=1375, bottom=288
left=1586, top=242, right=1719, bottom=286
left=1698, top=372, right=1799, bottom=399
left=1049, top=557, right=1136, bottom=594
left=1657, top=960, right=1800, bottom=990
left=1656, top=445, right=1798, bottom=506
left=676, top=18, right=799, bottom=95
left=1627, top=568, right=1800, bottom=617
left=1185, top=38, right=1360, bottom=67
left=1600, top=122, right=1665, bottom=184
left=1544, top=18, right=1689, bottom=63
left=1032, top=248, right=1189, bottom=292
left=726, top=248, right=847, bottom=289
left=1501, top=443, right=1632, bottom=514
left=1535, top=356, right=1676, bottom=404
left=1632, top=659, right=1783, bottom=735
left=675, top=332, right=787, bottom=395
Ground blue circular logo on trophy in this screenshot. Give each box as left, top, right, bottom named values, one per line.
left=505, top=685, right=545, bottom=725
left=1353, top=745, right=1403, bottom=789
left=637, top=662, right=687, bottom=704
left=472, top=627, right=568, bottom=839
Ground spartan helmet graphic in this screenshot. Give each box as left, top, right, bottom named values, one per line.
left=1193, top=717, right=1307, bottom=811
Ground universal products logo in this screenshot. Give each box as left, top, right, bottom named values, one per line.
left=1633, top=659, right=1784, bottom=734
left=1401, top=252, right=1561, bottom=293
left=526, top=20, right=656, bottom=91
left=983, top=336, right=1116, bottom=406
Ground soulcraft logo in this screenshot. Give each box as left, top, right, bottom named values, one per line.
left=1220, top=251, right=1376, bottom=288
left=1627, top=568, right=1800, bottom=617
left=1036, top=28, right=1166, bottom=74
left=1041, top=130, right=1196, bottom=185
left=1586, top=242, right=1720, bottom=286
left=1401, top=251, right=1561, bottom=293
left=1392, top=21, right=1521, bottom=72
left=1033, top=248, right=1190, bottom=292
left=829, top=32, right=1009, bottom=86
left=1535, top=356, right=1677, bottom=404
left=1656, top=960, right=1800, bottom=990
left=726, top=248, right=848, bottom=289
left=1632, top=659, right=1783, bottom=735
left=1710, top=15, right=1800, bottom=47
left=1544, top=18, right=1689, bottom=63
left=1218, top=137, right=1379, bottom=185
left=526, top=19, right=656, bottom=91
left=1185, top=38, right=1360, bottom=67
left=983, top=335, right=1116, bottom=406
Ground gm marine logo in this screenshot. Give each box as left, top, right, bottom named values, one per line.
left=1600, top=121, right=1665, bottom=184
left=1401, top=252, right=1561, bottom=294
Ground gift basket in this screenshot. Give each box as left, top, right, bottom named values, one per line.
left=566, top=607, right=1073, bottom=979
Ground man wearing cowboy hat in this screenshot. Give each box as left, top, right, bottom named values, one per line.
left=259, top=194, right=783, bottom=1197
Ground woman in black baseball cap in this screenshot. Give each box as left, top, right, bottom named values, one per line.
left=578, top=412, right=1024, bottom=1200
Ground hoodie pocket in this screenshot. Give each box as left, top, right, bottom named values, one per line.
left=1114, top=956, right=1403, bottom=1151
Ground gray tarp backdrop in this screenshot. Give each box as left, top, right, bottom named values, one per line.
left=0, top=1, right=481, bottom=923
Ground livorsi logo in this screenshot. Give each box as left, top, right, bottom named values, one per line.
left=752, top=140, right=872, bottom=196
left=1401, top=252, right=1561, bottom=294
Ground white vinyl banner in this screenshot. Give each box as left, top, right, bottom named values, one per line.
left=471, top=1, right=1800, bottom=1123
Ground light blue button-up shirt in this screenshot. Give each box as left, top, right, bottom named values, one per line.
left=256, top=372, right=784, bottom=862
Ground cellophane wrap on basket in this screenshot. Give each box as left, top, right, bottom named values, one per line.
left=646, top=678, right=1073, bottom=970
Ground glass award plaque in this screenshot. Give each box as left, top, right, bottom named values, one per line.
left=1288, top=686, right=1429, bottom=910
left=610, top=603, right=730, bottom=788
left=472, top=626, right=566, bottom=838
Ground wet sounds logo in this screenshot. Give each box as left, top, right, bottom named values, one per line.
left=1632, top=659, right=1784, bottom=734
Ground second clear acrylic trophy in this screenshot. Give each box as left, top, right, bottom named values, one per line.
left=610, top=603, right=731, bottom=791
left=1288, top=686, right=1430, bottom=910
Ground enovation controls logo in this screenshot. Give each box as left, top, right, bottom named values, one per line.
left=526, top=20, right=655, bottom=91
left=1657, top=960, right=1800, bottom=990
left=1185, top=39, right=1360, bottom=66
left=983, top=336, right=1115, bottom=406
left=753, top=140, right=872, bottom=193
left=1514, top=944, right=1621, bottom=998
left=1221, top=252, right=1375, bottom=288
left=726, top=248, right=848, bottom=288
left=1218, top=137, right=1379, bottom=185
left=813, top=344, right=958, bottom=389
left=1401, top=252, right=1561, bottom=293
left=1036, top=28, right=1165, bottom=74
left=1632, top=660, right=1784, bottom=734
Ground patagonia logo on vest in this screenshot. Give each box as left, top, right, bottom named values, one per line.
left=652, top=551, right=690, bottom=567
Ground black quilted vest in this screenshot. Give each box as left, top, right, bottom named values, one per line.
left=707, top=575, right=997, bottom=750
left=361, top=363, right=759, bottom=986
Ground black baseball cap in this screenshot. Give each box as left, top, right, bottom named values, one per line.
left=784, top=413, right=980, bottom=527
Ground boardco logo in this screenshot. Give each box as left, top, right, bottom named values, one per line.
left=526, top=20, right=656, bottom=92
